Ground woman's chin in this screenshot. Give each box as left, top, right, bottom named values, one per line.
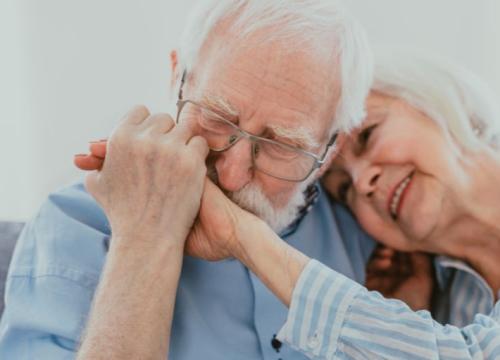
left=398, top=206, right=442, bottom=251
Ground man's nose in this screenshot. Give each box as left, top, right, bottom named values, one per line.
left=215, top=138, right=253, bottom=193
left=352, top=163, right=381, bottom=198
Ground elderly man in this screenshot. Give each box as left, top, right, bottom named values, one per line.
left=0, top=1, right=374, bottom=359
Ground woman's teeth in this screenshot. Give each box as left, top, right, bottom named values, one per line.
left=390, top=175, right=412, bottom=219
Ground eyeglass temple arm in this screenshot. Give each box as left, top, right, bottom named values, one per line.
left=178, top=70, right=187, bottom=100
left=317, top=132, right=339, bottom=165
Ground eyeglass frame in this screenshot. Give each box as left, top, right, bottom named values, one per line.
left=175, top=70, right=339, bottom=182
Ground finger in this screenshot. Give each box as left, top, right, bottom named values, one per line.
left=376, top=257, right=393, bottom=269
left=378, top=247, right=396, bottom=257
left=170, top=115, right=200, bottom=143
left=74, top=154, right=104, bottom=171
left=89, top=141, right=107, bottom=159
left=187, top=135, right=209, bottom=159
left=139, top=113, right=175, bottom=135
left=366, top=260, right=391, bottom=273
left=122, top=105, right=151, bottom=126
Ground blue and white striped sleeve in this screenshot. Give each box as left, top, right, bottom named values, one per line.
left=277, top=259, right=500, bottom=360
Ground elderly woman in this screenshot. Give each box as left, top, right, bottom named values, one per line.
left=184, top=53, right=500, bottom=359
left=322, top=53, right=500, bottom=328
left=77, top=54, right=500, bottom=359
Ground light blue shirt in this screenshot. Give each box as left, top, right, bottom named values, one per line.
left=0, top=182, right=375, bottom=359
left=279, top=259, right=500, bottom=359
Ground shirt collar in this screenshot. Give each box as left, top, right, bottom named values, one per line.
left=279, top=182, right=320, bottom=238
left=434, top=255, right=493, bottom=297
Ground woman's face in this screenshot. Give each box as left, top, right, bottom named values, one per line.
left=324, top=92, right=463, bottom=251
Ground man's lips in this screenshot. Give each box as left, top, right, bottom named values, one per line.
left=387, top=172, right=414, bottom=220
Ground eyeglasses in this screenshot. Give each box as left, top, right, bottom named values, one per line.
left=176, top=71, right=338, bottom=182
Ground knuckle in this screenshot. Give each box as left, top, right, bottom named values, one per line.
left=131, top=104, right=150, bottom=119
left=122, top=104, right=150, bottom=125
left=157, top=113, right=175, bottom=127
left=110, top=125, right=131, bottom=145
left=194, top=136, right=208, bottom=149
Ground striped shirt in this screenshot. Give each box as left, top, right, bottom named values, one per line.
left=277, top=259, right=500, bottom=359
left=433, top=255, right=497, bottom=327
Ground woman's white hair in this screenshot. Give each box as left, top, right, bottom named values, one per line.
left=177, top=0, right=373, bottom=134
left=373, top=51, right=500, bottom=151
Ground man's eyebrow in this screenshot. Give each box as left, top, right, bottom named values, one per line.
left=268, top=124, right=320, bottom=150
left=201, top=94, right=239, bottom=119
left=201, top=94, right=319, bottom=150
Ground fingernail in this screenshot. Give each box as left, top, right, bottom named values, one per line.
left=74, top=154, right=87, bottom=157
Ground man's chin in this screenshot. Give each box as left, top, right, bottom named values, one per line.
left=228, top=183, right=306, bottom=234
left=207, top=165, right=307, bottom=233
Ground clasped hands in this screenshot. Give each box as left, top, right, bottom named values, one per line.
left=74, top=106, right=434, bottom=311
left=74, top=106, right=258, bottom=262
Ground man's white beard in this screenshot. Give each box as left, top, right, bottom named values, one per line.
left=208, top=165, right=311, bottom=234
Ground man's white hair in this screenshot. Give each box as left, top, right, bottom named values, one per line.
left=177, top=0, right=373, bottom=135
left=373, top=51, right=500, bottom=151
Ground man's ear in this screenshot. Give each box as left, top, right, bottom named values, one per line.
left=170, top=50, right=180, bottom=90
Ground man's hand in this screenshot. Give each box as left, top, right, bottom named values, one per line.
left=77, top=105, right=209, bottom=248
left=365, top=246, right=435, bottom=311
left=76, top=139, right=258, bottom=262
left=75, top=106, right=209, bottom=360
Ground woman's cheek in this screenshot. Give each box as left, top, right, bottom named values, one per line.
left=354, top=203, right=413, bottom=250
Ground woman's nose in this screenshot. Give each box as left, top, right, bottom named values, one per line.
left=353, top=164, right=381, bottom=197
left=215, top=139, right=254, bottom=193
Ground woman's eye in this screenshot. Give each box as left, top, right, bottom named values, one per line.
left=358, top=124, right=377, bottom=147
left=337, top=180, right=352, bottom=204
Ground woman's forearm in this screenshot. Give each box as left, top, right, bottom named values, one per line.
left=235, top=220, right=310, bottom=307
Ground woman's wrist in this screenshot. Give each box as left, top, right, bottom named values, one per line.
left=231, top=216, right=310, bottom=307
left=231, top=215, right=270, bottom=265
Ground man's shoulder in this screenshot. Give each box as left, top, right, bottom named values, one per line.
left=43, top=182, right=110, bottom=234
left=8, top=182, right=109, bottom=286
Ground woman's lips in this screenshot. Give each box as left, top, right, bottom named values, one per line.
left=388, top=172, right=414, bottom=220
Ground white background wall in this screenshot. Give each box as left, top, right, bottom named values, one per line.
left=1, top=0, right=499, bottom=221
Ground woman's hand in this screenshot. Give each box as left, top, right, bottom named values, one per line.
left=184, top=179, right=261, bottom=261
left=365, top=245, right=435, bottom=311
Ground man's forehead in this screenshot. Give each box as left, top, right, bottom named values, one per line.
left=192, top=43, right=338, bottom=143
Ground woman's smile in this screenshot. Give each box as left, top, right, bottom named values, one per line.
left=388, top=171, right=414, bottom=220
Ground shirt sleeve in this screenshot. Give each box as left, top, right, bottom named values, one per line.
left=277, top=259, right=500, bottom=360
left=0, top=187, right=106, bottom=359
